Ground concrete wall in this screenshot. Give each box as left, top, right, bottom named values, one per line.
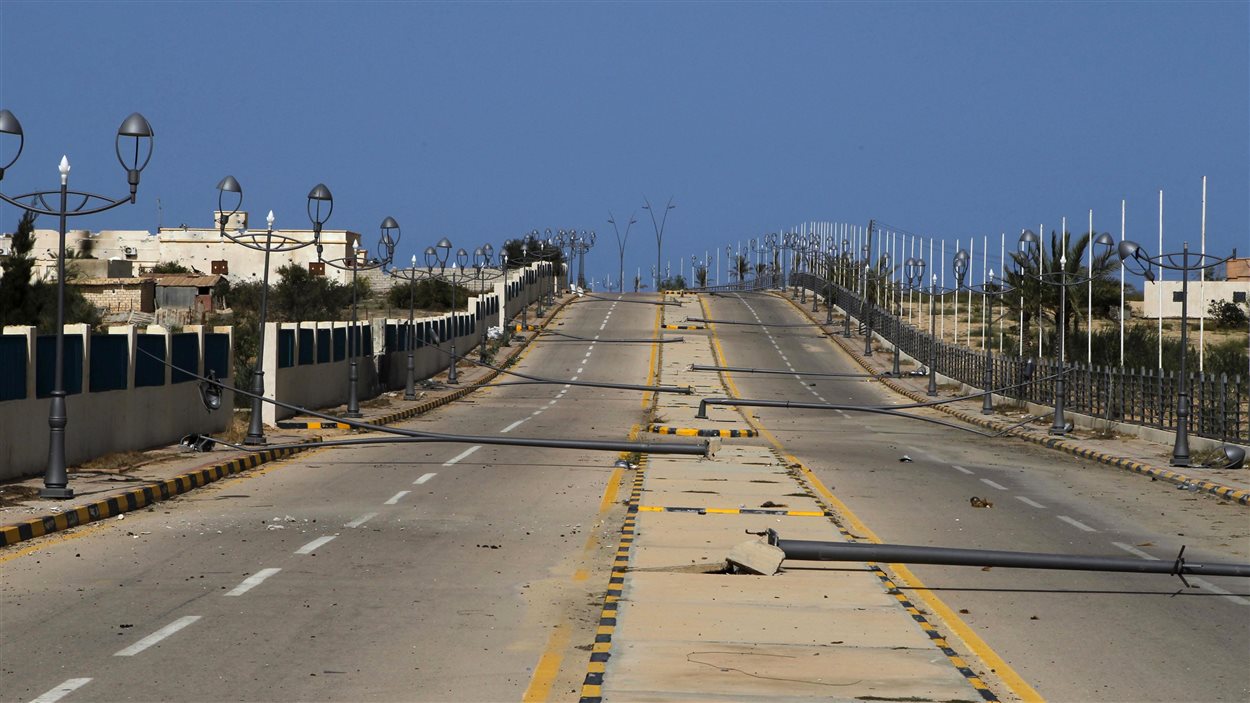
left=1142, top=280, right=1250, bottom=319
left=261, top=262, right=554, bottom=424
left=0, top=324, right=233, bottom=481
left=261, top=320, right=381, bottom=425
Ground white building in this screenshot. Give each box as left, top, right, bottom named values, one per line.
left=0, top=211, right=362, bottom=285
left=1142, top=280, right=1250, bottom=319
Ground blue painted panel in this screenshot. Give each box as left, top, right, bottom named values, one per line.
left=0, top=336, right=27, bottom=401
left=171, top=333, right=199, bottom=383
left=35, top=335, right=83, bottom=398
left=134, top=335, right=166, bottom=387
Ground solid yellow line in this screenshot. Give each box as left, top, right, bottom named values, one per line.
left=598, top=467, right=624, bottom=514
left=643, top=304, right=661, bottom=409
left=794, top=458, right=1043, bottom=702
left=575, top=466, right=627, bottom=582
left=521, top=622, right=571, bottom=703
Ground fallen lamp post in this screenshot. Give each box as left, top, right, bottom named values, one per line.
left=756, top=529, right=1250, bottom=583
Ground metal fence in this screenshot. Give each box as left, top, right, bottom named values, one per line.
left=789, top=272, right=1250, bottom=443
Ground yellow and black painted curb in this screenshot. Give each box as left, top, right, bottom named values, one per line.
left=765, top=447, right=1001, bottom=702
left=775, top=291, right=1250, bottom=509
left=0, top=445, right=309, bottom=548
left=873, top=565, right=998, bottom=702
left=579, top=454, right=646, bottom=702
left=645, top=424, right=757, bottom=438
left=638, top=505, right=830, bottom=517
left=276, top=420, right=350, bottom=430
left=661, top=324, right=706, bottom=330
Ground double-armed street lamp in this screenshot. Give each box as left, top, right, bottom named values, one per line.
left=1017, top=228, right=1115, bottom=436
left=0, top=110, right=154, bottom=498
left=426, top=237, right=468, bottom=384
left=607, top=212, right=637, bottom=294
left=643, top=196, right=675, bottom=293
left=216, top=178, right=334, bottom=445
left=1118, top=239, right=1236, bottom=466
left=319, top=217, right=398, bottom=417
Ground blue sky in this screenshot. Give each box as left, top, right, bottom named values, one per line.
left=1, top=1, right=1246, bottom=289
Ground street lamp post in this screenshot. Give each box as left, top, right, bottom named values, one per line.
left=215, top=179, right=333, bottom=445
left=643, top=196, right=675, bottom=293
left=571, top=230, right=595, bottom=290
left=319, top=217, right=398, bottom=417
left=426, top=238, right=467, bottom=384
left=1019, top=229, right=1115, bottom=436
left=608, top=213, right=636, bottom=294
left=952, top=249, right=1017, bottom=414
left=0, top=110, right=154, bottom=498
left=473, top=243, right=496, bottom=362
left=389, top=253, right=428, bottom=401
left=1118, top=239, right=1235, bottom=466
left=841, top=244, right=855, bottom=339
left=904, top=257, right=944, bottom=397
left=499, top=250, right=513, bottom=346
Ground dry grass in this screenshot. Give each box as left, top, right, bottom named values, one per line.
left=77, top=450, right=163, bottom=474
left=219, top=412, right=251, bottom=444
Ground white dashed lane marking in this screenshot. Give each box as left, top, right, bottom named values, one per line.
left=224, top=568, right=282, bottom=597
left=979, top=478, right=1008, bottom=491
left=951, top=465, right=974, bottom=474
left=443, top=445, right=481, bottom=466
left=29, top=678, right=92, bottom=703
left=384, top=491, right=411, bottom=505
left=114, top=616, right=202, bottom=657
left=500, top=419, right=526, bottom=433
left=1112, top=541, right=1157, bottom=560
left=346, top=511, right=379, bottom=527
left=295, top=535, right=338, bottom=554
left=1056, top=515, right=1097, bottom=532
left=1015, top=496, right=1046, bottom=509
left=414, top=473, right=436, bottom=485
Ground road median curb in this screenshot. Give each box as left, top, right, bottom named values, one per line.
left=645, top=424, right=757, bottom=438
left=0, top=444, right=312, bottom=548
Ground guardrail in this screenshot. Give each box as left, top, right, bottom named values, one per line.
left=788, top=272, right=1249, bottom=443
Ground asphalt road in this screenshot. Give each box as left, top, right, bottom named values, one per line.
left=700, top=290, right=1250, bottom=703
left=0, top=295, right=666, bottom=703
left=5, top=289, right=1247, bottom=703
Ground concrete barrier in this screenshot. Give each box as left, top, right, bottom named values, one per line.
left=0, top=324, right=233, bottom=481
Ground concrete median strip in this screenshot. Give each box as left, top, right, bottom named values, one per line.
left=578, top=292, right=1008, bottom=702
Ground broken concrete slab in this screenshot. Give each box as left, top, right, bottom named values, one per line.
left=727, top=539, right=785, bottom=575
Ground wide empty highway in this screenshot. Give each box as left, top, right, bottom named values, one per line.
left=2, top=290, right=1247, bottom=703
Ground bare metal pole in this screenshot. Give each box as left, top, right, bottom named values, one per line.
left=766, top=533, right=1250, bottom=580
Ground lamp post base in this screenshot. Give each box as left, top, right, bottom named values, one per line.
left=243, top=434, right=268, bottom=446
left=39, top=486, right=74, bottom=499
left=342, top=411, right=363, bottom=419
left=403, top=393, right=417, bottom=401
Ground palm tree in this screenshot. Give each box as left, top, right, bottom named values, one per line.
left=1003, top=230, right=1118, bottom=358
